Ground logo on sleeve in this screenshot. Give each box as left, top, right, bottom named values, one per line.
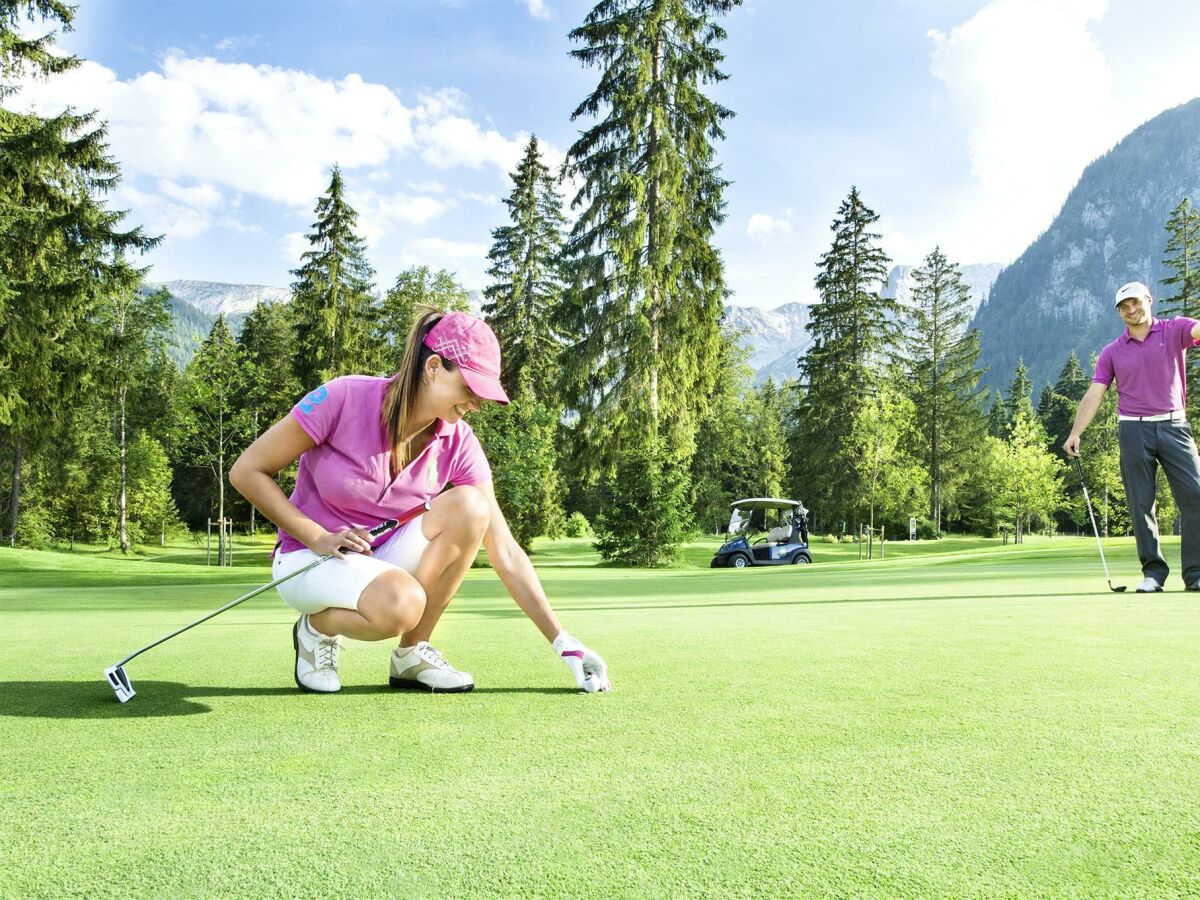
left=298, top=386, right=329, bottom=415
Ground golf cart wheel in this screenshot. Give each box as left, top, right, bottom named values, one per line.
left=791, top=554, right=810, bottom=564
left=731, top=553, right=750, bottom=569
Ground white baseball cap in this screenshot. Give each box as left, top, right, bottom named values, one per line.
left=1115, top=281, right=1152, bottom=306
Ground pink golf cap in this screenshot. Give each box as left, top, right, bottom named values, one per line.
left=423, top=312, right=510, bottom=405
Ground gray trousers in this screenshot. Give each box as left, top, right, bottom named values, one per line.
left=1118, top=419, right=1200, bottom=586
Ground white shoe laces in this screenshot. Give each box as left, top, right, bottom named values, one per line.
left=316, top=635, right=340, bottom=670
left=417, top=643, right=451, bottom=670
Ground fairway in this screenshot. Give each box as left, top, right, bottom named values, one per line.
left=2, top=536, right=1199, bottom=897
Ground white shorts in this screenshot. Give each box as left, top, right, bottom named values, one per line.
left=272, top=516, right=430, bottom=615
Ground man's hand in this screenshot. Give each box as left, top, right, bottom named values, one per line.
left=552, top=632, right=611, bottom=693
left=1063, top=433, right=1082, bottom=457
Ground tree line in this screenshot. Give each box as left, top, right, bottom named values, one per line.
left=3, top=1, right=1199, bottom=565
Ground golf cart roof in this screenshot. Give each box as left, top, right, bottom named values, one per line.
left=730, top=497, right=804, bottom=511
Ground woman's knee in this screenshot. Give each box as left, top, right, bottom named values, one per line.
left=360, top=570, right=426, bottom=635
left=435, top=485, right=490, bottom=534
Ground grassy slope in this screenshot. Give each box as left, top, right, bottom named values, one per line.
left=1, top=535, right=1198, bottom=897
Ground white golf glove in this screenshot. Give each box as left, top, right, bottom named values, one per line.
left=552, top=631, right=610, bottom=693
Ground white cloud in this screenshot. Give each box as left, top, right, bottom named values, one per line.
left=459, top=191, right=500, bottom=206
left=6, top=55, right=529, bottom=248
left=215, top=35, right=261, bottom=53
left=118, top=185, right=218, bottom=240
left=405, top=237, right=488, bottom=260
left=747, top=211, right=792, bottom=242
left=524, top=0, right=553, bottom=20
left=280, top=231, right=308, bottom=265
left=350, top=189, right=451, bottom=245
left=928, top=0, right=1116, bottom=260
left=158, top=179, right=223, bottom=210
left=417, top=116, right=528, bottom=173
left=9, top=56, right=417, bottom=208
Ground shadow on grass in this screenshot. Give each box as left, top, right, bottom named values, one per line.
left=454, top=590, right=1117, bottom=619
left=0, top=680, right=576, bottom=719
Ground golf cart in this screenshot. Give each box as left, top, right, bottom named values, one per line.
left=710, top=498, right=811, bottom=568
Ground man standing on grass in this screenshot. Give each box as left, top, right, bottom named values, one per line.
left=1065, top=281, right=1200, bottom=592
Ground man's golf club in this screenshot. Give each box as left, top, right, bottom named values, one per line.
left=104, top=504, right=430, bottom=702
left=1074, top=457, right=1126, bottom=592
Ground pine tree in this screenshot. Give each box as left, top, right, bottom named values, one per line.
left=902, top=247, right=986, bottom=532
left=796, top=186, right=896, bottom=528
left=290, top=166, right=377, bottom=390
left=560, top=0, right=735, bottom=477
left=1160, top=196, right=1200, bottom=418
left=483, top=135, right=567, bottom=398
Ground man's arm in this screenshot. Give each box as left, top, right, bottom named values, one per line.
left=1063, top=382, right=1109, bottom=457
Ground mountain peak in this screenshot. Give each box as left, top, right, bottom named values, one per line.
left=147, top=280, right=290, bottom=317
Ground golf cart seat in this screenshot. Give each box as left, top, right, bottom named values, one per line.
left=767, top=526, right=791, bottom=543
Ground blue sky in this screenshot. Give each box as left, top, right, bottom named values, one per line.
left=10, top=0, right=1200, bottom=308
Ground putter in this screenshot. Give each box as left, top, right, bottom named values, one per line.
left=1073, top=457, right=1126, bottom=592
left=104, top=503, right=430, bottom=702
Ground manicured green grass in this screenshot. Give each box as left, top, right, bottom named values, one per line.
left=2, top=534, right=1198, bottom=896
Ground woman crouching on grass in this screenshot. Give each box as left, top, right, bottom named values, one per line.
left=229, top=308, right=610, bottom=695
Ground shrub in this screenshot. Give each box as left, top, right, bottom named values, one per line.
left=915, top=518, right=941, bottom=540
left=822, top=533, right=838, bottom=543
left=16, top=505, right=54, bottom=550
left=564, top=511, right=592, bottom=538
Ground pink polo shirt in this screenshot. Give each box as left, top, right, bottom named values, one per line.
left=277, top=375, right=492, bottom=553
left=1093, top=316, right=1200, bottom=416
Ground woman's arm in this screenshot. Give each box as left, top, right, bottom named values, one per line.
left=475, top=479, right=563, bottom=642
left=228, top=415, right=373, bottom=558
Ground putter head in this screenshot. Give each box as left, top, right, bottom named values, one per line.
left=104, top=665, right=135, bottom=703
left=1112, top=585, right=1127, bottom=592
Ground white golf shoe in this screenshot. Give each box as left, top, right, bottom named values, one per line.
left=389, top=641, right=474, bottom=693
left=292, top=615, right=342, bottom=693
left=1135, top=576, right=1163, bottom=593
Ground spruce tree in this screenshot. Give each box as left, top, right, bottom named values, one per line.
left=483, top=135, right=567, bottom=398
left=0, top=1, right=78, bottom=93
left=1053, top=351, right=1089, bottom=401
left=1040, top=352, right=1089, bottom=461
left=560, top=0, right=735, bottom=479
left=902, top=247, right=985, bottom=532
left=290, top=166, right=377, bottom=390
left=1003, top=359, right=1034, bottom=425
left=796, top=186, right=896, bottom=528
left=1160, top=196, right=1200, bottom=418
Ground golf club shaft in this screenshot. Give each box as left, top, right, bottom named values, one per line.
left=113, top=505, right=428, bottom=669
left=1075, top=458, right=1115, bottom=581
left=113, top=554, right=329, bottom=668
